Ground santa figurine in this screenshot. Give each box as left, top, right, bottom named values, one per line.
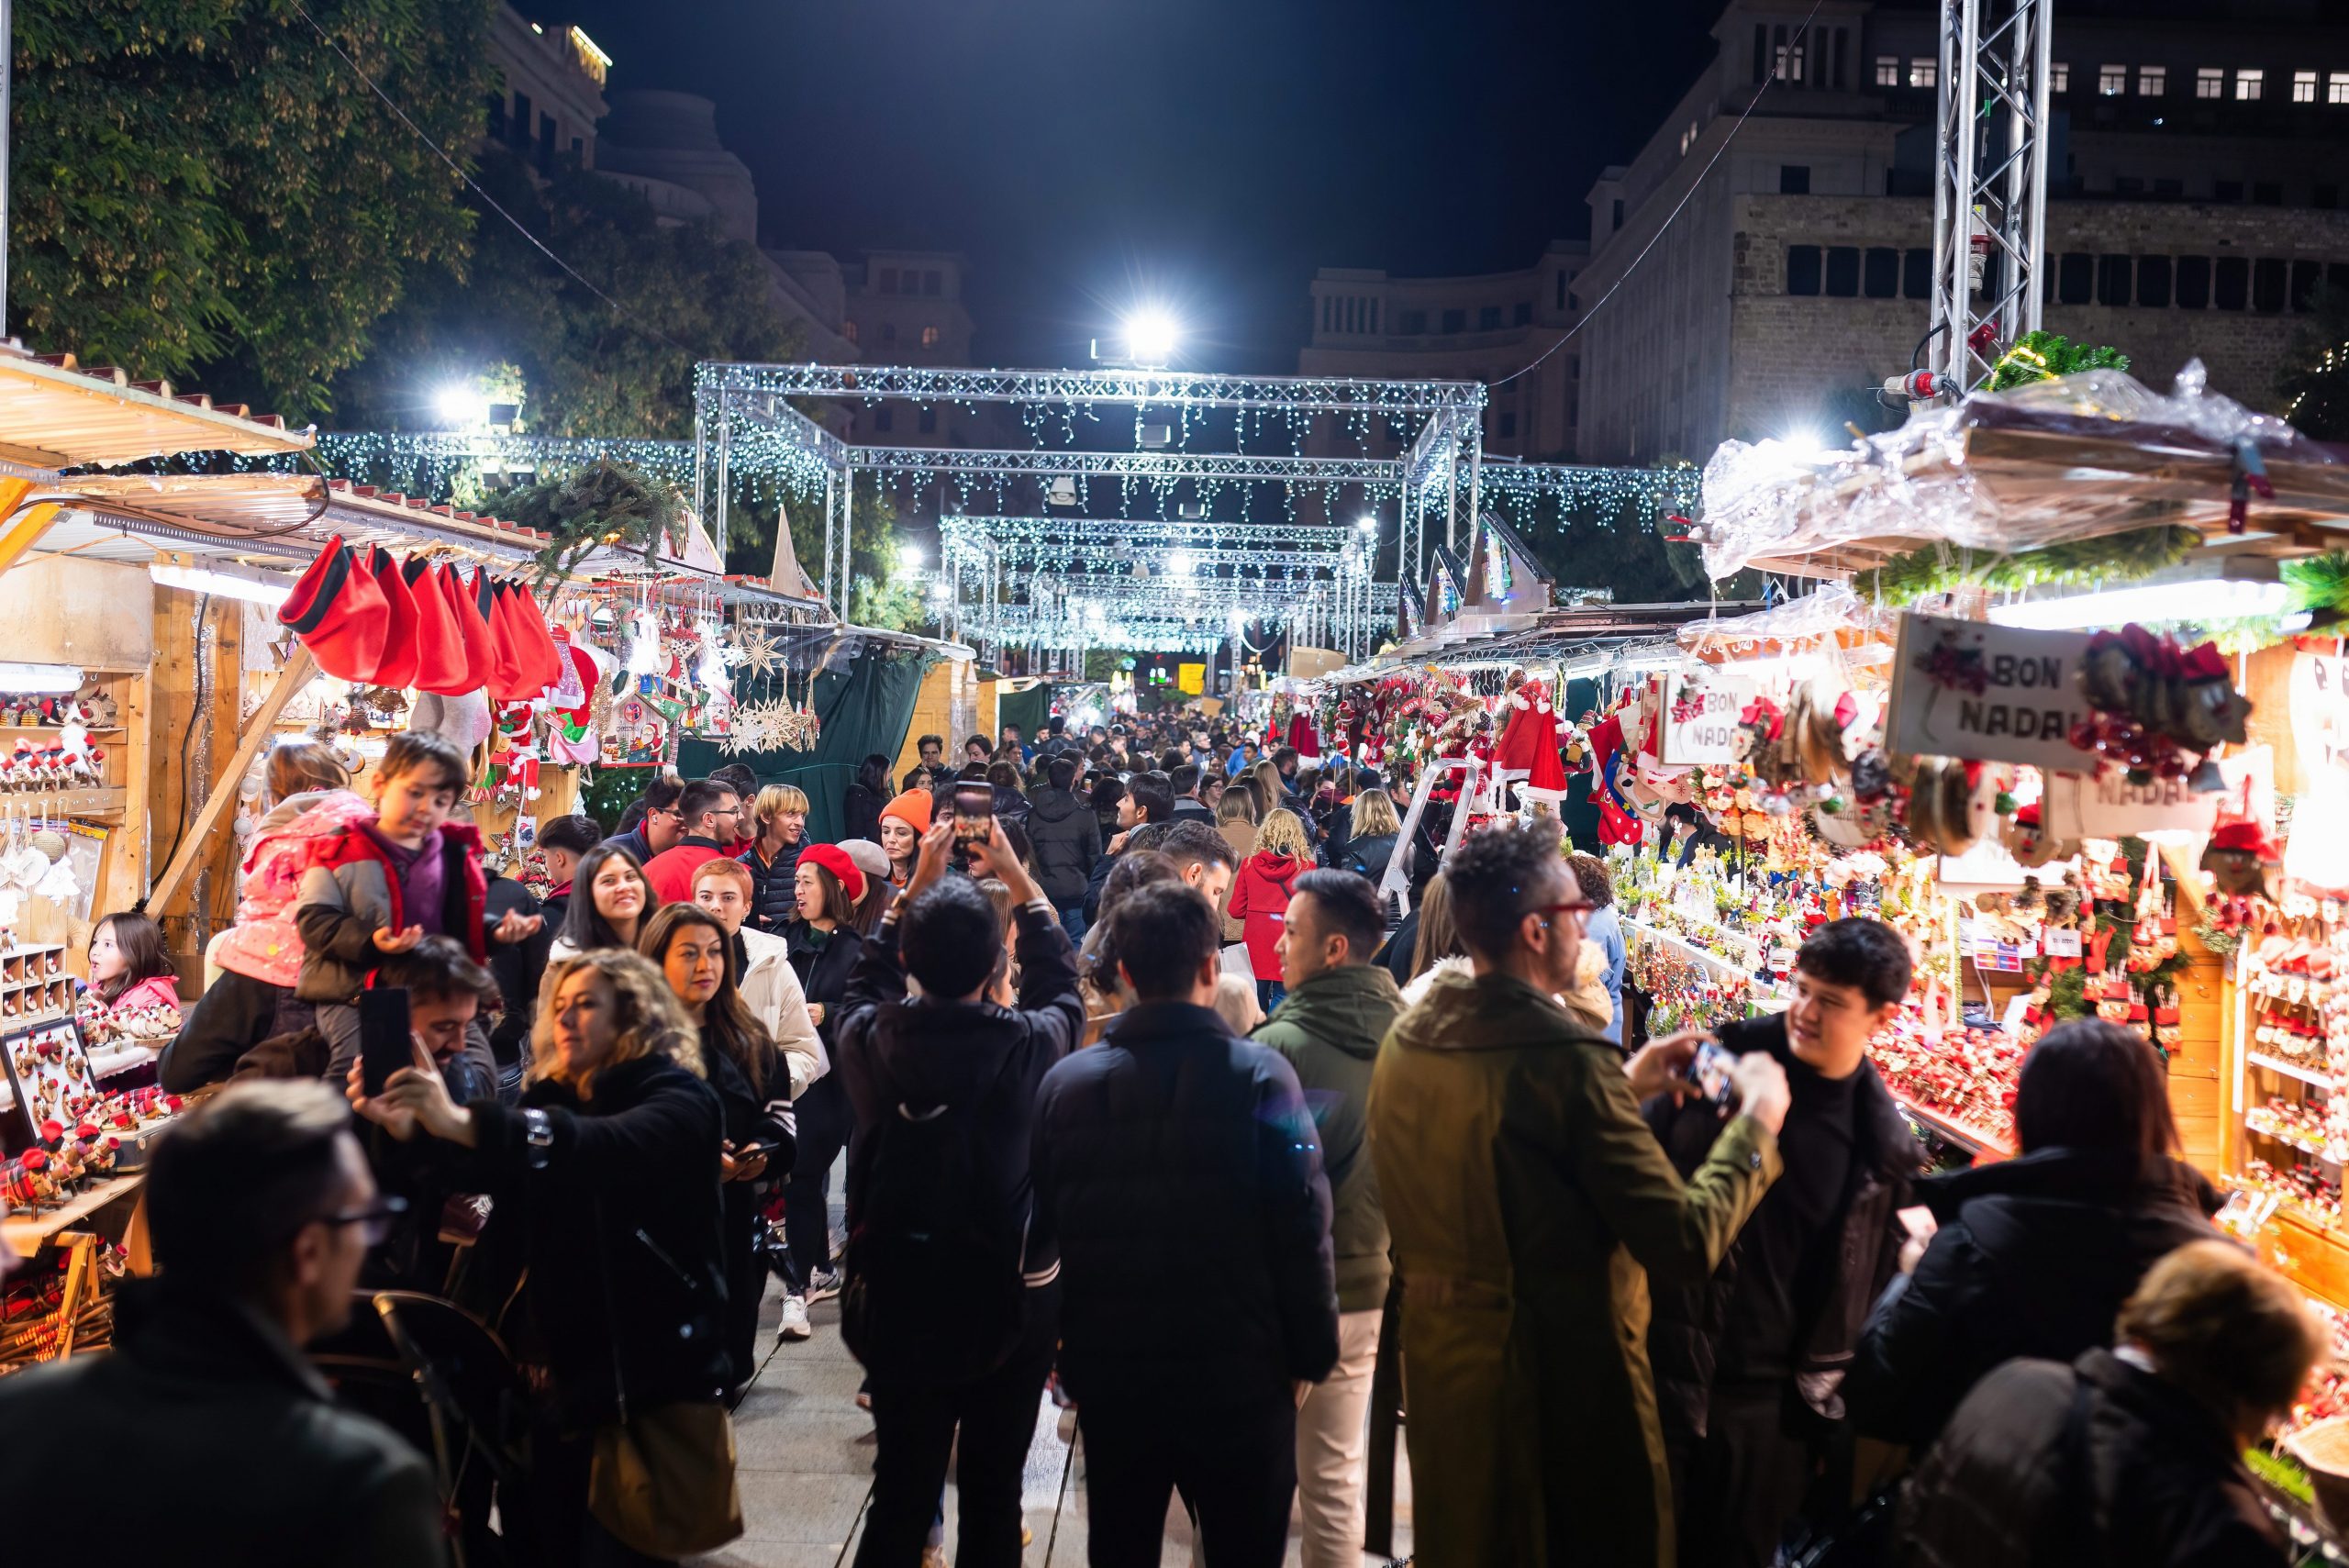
left=1490, top=675, right=1569, bottom=793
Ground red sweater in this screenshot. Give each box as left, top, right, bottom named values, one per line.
left=1226, top=850, right=1303, bottom=980
left=642, top=839, right=727, bottom=907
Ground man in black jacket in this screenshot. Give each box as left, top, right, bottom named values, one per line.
left=1168, top=762, right=1216, bottom=822
left=1080, top=777, right=1174, bottom=923
left=834, top=818, right=1084, bottom=1568
left=1029, top=752, right=1104, bottom=939
left=1642, top=917, right=1920, bottom=1568
left=0, top=1081, right=443, bottom=1563
left=1034, top=879, right=1338, bottom=1567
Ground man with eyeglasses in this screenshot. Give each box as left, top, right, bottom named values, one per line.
left=603, top=773, right=687, bottom=865
left=1369, top=816, right=1790, bottom=1568
left=0, top=1080, right=442, bottom=1562
left=642, top=777, right=746, bottom=906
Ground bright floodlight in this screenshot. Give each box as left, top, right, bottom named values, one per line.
left=1167, top=550, right=1196, bottom=576
left=1356, top=516, right=1377, bottom=534
left=899, top=542, right=925, bottom=570
left=436, top=384, right=489, bottom=428
left=1124, top=308, right=1181, bottom=367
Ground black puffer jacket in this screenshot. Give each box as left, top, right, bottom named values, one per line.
left=1843, top=1145, right=2222, bottom=1449
left=786, top=921, right=863, bottom=1058
left=1642, top=1013, right=1920, bottom=1431
left=1026, top=786, right=1101, bottom=907
left=1896, top=1348, right=2283, bottom=1568
left=445, top=1052, right=731, bottom=1421
left=1032, top=1000, right=1338, bottom=1409
left=744, top=840, right=803, bottom=933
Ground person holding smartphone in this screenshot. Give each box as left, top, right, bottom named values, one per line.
left=641, top=903, right=793, bottom=1396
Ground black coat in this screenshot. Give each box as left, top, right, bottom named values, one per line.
left=1339, top=831, right=1397, bottom=884
left=1027, top=786, right=1103, bottom=908
left=743, top=840, right=803, bottom=933
left=160, top=969, right=312, bottom=1093
left=1032, top=999, right=1339, bottom=1409
left=1642, top=1013, right=1920, bottom=1433
left=1843, top=1145, right=2222, bottom=1449
left=833, top=896, right=1085, bottom=1288
left=1897, top=1348, right=2282, bottom=1568
left=446, top=1053, right=732, bottom=1421
left=483, top=874, right=548, bottom=1068
left=0, top=1281, right=443, bottom=1565
left=786, top=920, right=863, bottom=1057
left=841, top=783, right=885, bottom=846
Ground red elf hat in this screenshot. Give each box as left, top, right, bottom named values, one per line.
left=508, top=582, right=564, bottom=692
left=435, top=563, right=495, bottom=695
left=404, top=557, right=470, bottom=695
left=279, top=538, right=389, bottom=683
left=476, top=573, right=530, bottom=701
left=367, top=547, right=420, bottom=691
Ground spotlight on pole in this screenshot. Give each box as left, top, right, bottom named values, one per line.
left=435, top=384, right=490, bottom=428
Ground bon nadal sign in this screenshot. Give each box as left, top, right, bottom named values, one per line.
left=1886, top=615, right=2098, bottom=773
left=1659, top=668, right=1759, bottom=766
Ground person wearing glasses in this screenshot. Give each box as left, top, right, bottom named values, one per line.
left=1641, top=917, right=1922, bottom=1568
left=0, top=1080, right=442, bottom=1562
left=603, top=773, right=687, bottom=866
left=1368, top=817, right=1790, bottom=1568
left=643, top=778, right=748, bottom=907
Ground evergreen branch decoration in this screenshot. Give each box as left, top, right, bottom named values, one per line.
left=1987, top=330, right=2131, bottom=392
left=1864, top=524, right=2200, bottom=603
left=2285, top=551, right=2349, bottom=621
left=501, top=458, right=689, bottom=591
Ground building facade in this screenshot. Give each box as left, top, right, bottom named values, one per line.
left=1572, top=0, right=2349, bottom=464
left=1296, top=243, right=1586, bottom=460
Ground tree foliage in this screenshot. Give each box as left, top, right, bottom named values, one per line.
left=334, top=150, right=803, bottom=439
left=7, top=0, right=493, bottom=418
left=2277, top=286, right=2349, bottom=441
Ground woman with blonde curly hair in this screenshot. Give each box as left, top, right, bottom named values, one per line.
left=1229, top=806, right=1313, bottom=1012
left=351, top=946, right=739, bottom=1562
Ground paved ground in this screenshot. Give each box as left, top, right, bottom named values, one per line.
left=696, top=1271, right=1413, bottom=1567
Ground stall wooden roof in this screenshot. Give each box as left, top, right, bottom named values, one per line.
left=0, top=348, right=314, bottom=469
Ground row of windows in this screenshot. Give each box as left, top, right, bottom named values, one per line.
left=1874, top=56, right=2349, bottom=104
left=841, top=322, right=942, bottom=347
left=1785, top=242, right=2349, bottom=313
left=874, top=267, right=943, bottom=296
left=1326, top=299, right=1539, bottom=337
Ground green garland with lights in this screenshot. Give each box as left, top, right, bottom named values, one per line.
left=501, top=458, right=689, bottom=590
left=1987, top=330, right=2131, bottom=391
left=1862, top=523, right=2200, bottom=603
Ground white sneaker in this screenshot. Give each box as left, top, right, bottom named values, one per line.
left=775, top=1295, right=812, bottom=1342
left=804, top=1265, right=843, bottom=1305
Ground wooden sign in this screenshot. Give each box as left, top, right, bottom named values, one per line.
left=1659, top=669, right=1757, bottom=765
left=1886, top=615, right=2096, bottom=772
left=2043, top=770, right=2221, bottom=840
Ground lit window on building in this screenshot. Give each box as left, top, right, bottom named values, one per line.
left=2051, top=63, right=2069, bottom=93
left=1909, top=59, right=1937, bottom=89
left=1876, top=55, right=1899, bottom=86
left=2333, top=72, right=2349, bottom=104
left=2099, top=63, right=2126, bottom=95
left=2235, top=67, right=2264, bottom=100
left=2138, top=65, right=2165, bottom=95
left=1775, top=41, right=1804, bottom=81
left=2295, top=70, right=2319, bottom=102
left=921, top=326, right=941, bottom=347
left=842, top=320, right=859, bottom=344
left=2197, top=68, right=2224, bottom=98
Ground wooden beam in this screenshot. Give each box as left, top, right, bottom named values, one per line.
left=145, top=645, right=316, bottom=917
left=0, top=473, right=64, bottom=579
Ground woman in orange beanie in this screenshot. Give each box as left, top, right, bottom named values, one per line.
left=876, top=789, right=931, bottom=889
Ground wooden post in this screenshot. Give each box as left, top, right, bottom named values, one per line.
left=145, top=646, right=316, bottom=919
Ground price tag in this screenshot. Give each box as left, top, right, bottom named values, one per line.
left=2043, top=927, right=2083, bottom=958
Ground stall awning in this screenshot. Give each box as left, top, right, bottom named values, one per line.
left=0, top=349, right=314, bottom=469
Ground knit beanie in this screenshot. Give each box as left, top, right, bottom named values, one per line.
left=880, top=789, right=932, bottom=834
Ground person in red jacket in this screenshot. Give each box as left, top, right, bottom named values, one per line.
left=641, top=778, right=746, bottom=906
left=1229, top=807, right=1312, bottom=1013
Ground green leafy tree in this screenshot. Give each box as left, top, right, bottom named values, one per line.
left=8, top=0, right=494, bottom=417
left=2277, top=286, right=2349, bottom=440
left=335, top=150, right=802, bottom=439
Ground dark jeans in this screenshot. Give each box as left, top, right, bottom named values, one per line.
left=784, top=1075, right=852, bottom=1285
left=1059, top=903, right=1089, bottom=943
left=722, top=1182, right=766, bottom=1386
left=856, top=1284, right=1060, bottom=1568
left=1078, top=1393, right=1297, bottom=1568
left=1665, top=1379, right=1818, bottom=1568
left=1255, top=980, right=1286, bottom=1014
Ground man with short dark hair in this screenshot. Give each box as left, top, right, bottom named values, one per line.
left=1168, top=762, right=1214, bottom=822
left=904, top=733, right=948, bottom=794
left=1036, top=880, right=1338, bottom=1564
left=1030, top=751, right=1103, bottom=940
left=964, top=733, right=992, bottom=764
left=1643, top=917, right=1921, bottom=1568
left=641, top=778, right=744, bottom=904
left=1271, top=745, right=1302, bottom=803
left=1080, top=780, right=1180, bottom=922
left=1371, top=817, right=1790, bottom=1567
left=604, top=773, right=685, bottom=862
left=0, top=1082, right=443, bottom=1562
left=999, top=723, right=1031, bottom=763
left=534, top=813, right=603, bottom=934
left=834, top=819, right=1082, bottom=1567
left=1254, top=869, right=1403, bottom=1568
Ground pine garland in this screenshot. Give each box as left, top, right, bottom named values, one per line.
left=1987, top=330, right=2132, bottom=391
left=2286, top=551, right=2349, bottom=620
left=502, top=457, right=689, bottom=590
left=1864, top=524, right=2200, bottom=603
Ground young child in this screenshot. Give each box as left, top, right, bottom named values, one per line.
left=295, top=731, right=540, bottom=1081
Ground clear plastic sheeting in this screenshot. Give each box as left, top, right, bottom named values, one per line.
left=1698, top=360, right=2349, bottom=581
left=1675, top=584, right=1897, bottom=652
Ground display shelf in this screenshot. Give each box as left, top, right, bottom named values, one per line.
left=83, top=1042, right=158, bottom=1080
left=0, top=1171, right=141, bottom=1251
left=1891, top=1089, right=2015, bottom=1162
left=2250, top=1115, right=2344, bottom=1164
left=2252, top=1051, right=2342, bottom=1090
left=1621, top=916, right=1793, bottom=1007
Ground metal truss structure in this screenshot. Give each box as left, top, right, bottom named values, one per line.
left=698, top=361, right=1486, bottom=416
left=1929, top=0, right=2051, bottom=390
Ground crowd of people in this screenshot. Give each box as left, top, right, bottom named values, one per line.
left=0, top=706, right=2321, bottom=1568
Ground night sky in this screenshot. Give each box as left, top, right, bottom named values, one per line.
left=555, top=0, right=1726, bottom=373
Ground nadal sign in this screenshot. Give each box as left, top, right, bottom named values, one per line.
left=1660, top=670, right=1757, bottom=766
left=1885, top=615, right=2098, bottom=772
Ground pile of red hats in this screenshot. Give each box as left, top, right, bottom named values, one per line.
left=279, top=537, right=563, bottom=701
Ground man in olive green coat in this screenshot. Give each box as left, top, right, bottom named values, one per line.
left=1368, top=819, right=1791, bottom=1568
left=1255, top=869, right=1405, bottom=1568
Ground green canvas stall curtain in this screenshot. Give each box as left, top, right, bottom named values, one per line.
left=678, top=650, right=934, bottom=845
left=994, top=683, right=1050, bottom=749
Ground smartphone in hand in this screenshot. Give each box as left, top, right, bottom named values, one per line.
left=358, top=987, right=414, bottom=1098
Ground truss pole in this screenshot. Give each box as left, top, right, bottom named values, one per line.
left=1932, top=0, right=2051, bottom=390
left=692, top=403, right=707, bottom=535
left=820, top=471, right=837, bottom=619
left=1465, top=436, right=1483, bottom=561
left=715, top=388, right=730, bottom=555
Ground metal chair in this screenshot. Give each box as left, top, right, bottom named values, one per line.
left=372, top=1289, right=535, bottom=1568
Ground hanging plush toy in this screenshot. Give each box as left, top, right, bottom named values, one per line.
left=1490, top=675, right=1568, bottom=792
left=2201, top=821, right=2281, bottom=899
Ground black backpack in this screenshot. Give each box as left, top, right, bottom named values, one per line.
left=840, top=1038, right=1029, bottom=1386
